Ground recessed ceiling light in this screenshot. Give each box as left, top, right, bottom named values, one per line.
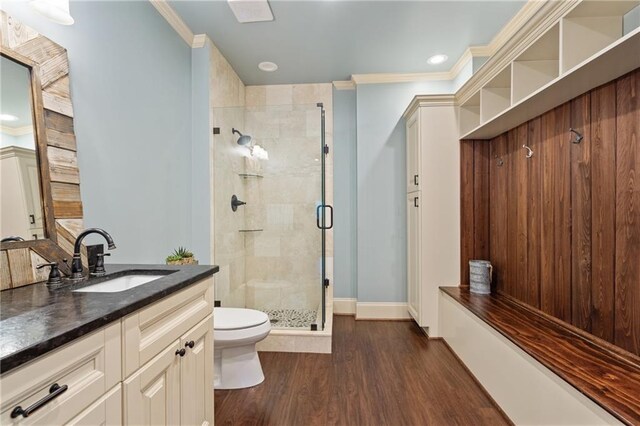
left=228, top=0, right=274, bottom=23
left=258, top=61, right=278, bottom=72
left=0, top=114, right=18, bottom=122
left=427, top=54, right=448, bottom=65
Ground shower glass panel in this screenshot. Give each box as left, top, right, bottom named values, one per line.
left=212, top=103, right=326, bottom=330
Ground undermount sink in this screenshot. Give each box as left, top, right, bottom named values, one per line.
left=73, top=274, right=165, bottom=293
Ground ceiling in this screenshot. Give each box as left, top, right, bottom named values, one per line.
left=0, top=56, right=33, bottom=128
left=170, top=0, right=526, bottom=85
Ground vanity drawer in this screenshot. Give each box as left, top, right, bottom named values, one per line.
left=122, top=277, right=213, bottom=377
left=67, top=384, right=122, bottom=426
left=0, top=322, right=121, bottom=425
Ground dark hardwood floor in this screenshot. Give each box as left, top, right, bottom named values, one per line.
left=214, top=316, right=510, bottom=426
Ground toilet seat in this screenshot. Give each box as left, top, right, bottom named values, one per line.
left=214, top=307, right=268, bottom=330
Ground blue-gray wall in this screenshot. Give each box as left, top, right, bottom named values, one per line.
left=355, top=80, right=454, bottom=302
left=333, top=88, right=357, bottom=298
left=1, top=1, right=198, bottom=264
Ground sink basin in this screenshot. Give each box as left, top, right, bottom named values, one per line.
left=74, top=275, right=165, bottom=293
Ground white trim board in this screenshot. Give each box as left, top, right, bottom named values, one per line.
left=355, top=302, right=411, bottom=320
left=333, top=298, right=357, bottom=315
left=149, top=0, right=207, bottom=48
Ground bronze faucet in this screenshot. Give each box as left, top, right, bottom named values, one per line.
left=71, top=228, right=116, bottom=280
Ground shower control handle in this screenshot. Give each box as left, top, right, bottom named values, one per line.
left=231, top=195, right=246, bottom=212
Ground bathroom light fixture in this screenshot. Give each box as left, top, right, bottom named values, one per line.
left=0, top=114, right=18, bottom=122
left=258, top=61, right=278, bottom=72
left=29, top=0, right=74, bottom=25
left=228, top=0, right=274, bottom=23
left=427, top=54, right=448, bottom=65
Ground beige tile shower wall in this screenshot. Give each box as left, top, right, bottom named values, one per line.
left=210, top=40, right=247, bottom=307
left=244, top=84, right=334, bottom=311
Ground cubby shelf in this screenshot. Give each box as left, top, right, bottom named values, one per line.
left=459, top=0, right=640, bottom=140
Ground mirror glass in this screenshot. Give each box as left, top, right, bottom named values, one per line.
left=0, top=56, right=44, bottom=242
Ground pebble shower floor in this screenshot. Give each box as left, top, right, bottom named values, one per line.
left=261, top=309, right=318, bottom=329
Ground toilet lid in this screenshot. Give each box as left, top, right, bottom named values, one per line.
left=214, top=307, right=269, bottom=330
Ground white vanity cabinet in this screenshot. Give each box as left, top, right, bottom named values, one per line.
left=0, top=276, right=214, bottom=426
left=403, top=96, right=460, bottom=337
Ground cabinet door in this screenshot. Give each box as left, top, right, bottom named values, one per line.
left=180, top=314, right=213, bottom=426
left=407, top=192, right=421, bottom=321
left=406, top=112, right=420, bottom=192
left=123, top=341, right=181, bottom=426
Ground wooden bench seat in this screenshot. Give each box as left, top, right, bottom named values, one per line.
left=440, top=286, right=640, bottom=425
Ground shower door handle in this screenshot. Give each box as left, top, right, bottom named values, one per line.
left=316, top=205, right=334, bottom=230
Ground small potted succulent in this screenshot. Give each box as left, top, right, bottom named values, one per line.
left=166, top=246, right=198, bottom=265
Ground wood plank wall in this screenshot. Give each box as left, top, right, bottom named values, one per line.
left=460, top=68, right=640, bottom=356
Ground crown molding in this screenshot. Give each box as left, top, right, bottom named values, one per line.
left=1, top=125, right=33, bottom=136
left=333, top=80, right=356, bottom=90
left=403, top=94, right=457, bottom=118
left=352, top=71, right=452, bottom=85
left=149, top=0, right=195, bottom=47
left=192, top=34, right=207, bottom=49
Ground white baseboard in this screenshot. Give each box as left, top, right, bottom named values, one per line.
left=356, top=302, right=411, bottom=320
left=333, top=298, right=357, bottom=315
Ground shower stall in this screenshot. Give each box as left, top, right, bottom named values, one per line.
left=212, top=100, right=332, bottom=331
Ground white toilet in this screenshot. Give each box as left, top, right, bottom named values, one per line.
left=213, top=307, right=271, bottom=389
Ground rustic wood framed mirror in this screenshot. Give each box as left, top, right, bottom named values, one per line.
left=1, top=12, right=85, bottom=289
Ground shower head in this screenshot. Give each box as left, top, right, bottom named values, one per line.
left=232, top=128, right=252, bottom=146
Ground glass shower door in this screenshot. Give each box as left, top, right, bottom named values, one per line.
left=316, top=102, right=332, bottom=330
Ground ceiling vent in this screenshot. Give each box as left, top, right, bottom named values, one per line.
left=228, top=0, right=274, bottom=23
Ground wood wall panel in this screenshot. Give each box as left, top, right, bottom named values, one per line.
left=505, top=128, right=519, bottom=299
left=540, top=104, right=572, bottom=322
left=590, top=82, right=617, bottom=342
left=460, top=140, right=475, bottom=286
left=570, top=93, right=592, bottom=331
left=490, top=134, right=509, bottom=293
left=472, top=141, right=490, bottom=261
left=615, top=71, right=640, bottom=355
left=460, top=68, right=640, bottom=357
left=514, top=124, right=528, bottom=303
left=526, top=117, right=542, bottom=308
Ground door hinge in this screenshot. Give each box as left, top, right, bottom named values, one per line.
left=324, top=278, right=330, bottom=288
left=213, top=127, right=220, bottom=135
left=324, top=145, right=329, bottom=155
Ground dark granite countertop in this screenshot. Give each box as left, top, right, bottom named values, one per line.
left=0, top=263, right=218, bottom=375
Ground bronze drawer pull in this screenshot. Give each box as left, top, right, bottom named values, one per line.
left=11, top=383, right=68, bottom=418
left=185, top=340, right=195, bottom=349
left=176, top=348, right=186, bottom=357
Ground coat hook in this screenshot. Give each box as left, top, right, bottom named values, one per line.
left=570, top=128, right=584, bottom=144
left=523, top=144, right=533, bottom=159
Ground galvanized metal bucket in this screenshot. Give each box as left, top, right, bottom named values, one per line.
left=469, top=260, right=493, bottom=295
